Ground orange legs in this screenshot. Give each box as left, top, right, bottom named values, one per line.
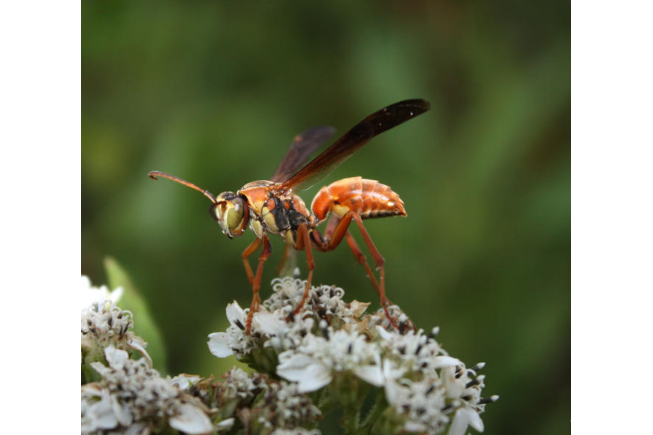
left=242, top=237, right=272, bottom=333
left=242, top=238, right=263, bottom=286
left=241, top=214, right=396, bottom=333
left=308, top=212, right=397, bottom=328
left=293, top=223, right=316, bottom=316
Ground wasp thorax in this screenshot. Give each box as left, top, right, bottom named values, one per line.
left=212, top=192, right=249, bottom=238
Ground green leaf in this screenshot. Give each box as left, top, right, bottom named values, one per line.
left=104, top=257, right=168, bottom=374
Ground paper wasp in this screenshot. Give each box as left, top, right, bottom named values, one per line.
left=149, top=99, right=430, bottom=332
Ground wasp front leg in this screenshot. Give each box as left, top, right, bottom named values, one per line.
left=242, top=238, right=263, bottom=286
left=242, top=237, right=272, bottom=334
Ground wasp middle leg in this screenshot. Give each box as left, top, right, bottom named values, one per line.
left=291, top=223, right=316, bottom=315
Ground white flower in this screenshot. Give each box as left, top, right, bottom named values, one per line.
left=208, top=300, right=291, bottom=358
left=217, top=367, right=258, bottom=401
left=277, top=328, right=380, bottom=392
left=384, top=376, right=448, bottom=434
left=208, top=300, right=252, bottom=358
left=375, top=325, right=460, bottom=373
left=82, top=347, right=213, bottom=434
left=254, top=381, right=322, bottom=430
left=81, top=298, right=151, bottom=366
left=81, top=275, right=123, bottom=310
left=442, top=364, right=483, bottom=403
left=266, top=277, right=363, bottom=323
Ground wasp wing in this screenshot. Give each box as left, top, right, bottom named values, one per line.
left=279, top=99, right=430, bottom=192
left=271, top=126, right=336, bottom=183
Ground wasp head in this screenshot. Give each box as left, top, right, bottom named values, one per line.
left=212, top=192, right=249, bottom=238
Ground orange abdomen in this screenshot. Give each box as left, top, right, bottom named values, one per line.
left=311, top=176, right=406, bottom=222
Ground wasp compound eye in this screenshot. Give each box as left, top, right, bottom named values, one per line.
left=226, top=197, right=245, bottom=230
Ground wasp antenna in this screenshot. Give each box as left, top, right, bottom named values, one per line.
left=148, top=171, right=217, bottom=203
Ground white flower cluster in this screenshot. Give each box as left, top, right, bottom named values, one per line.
left=81, top=277, right=151, bottom=367
left=253, top=380, right=322, bottom=431
left=209, top=367, right=322, bottom=434
left=82, top=347, right=213, bottom=435
left=208, top=278, right=371, bottom=361
left=208, top=277, right=498, bottom=435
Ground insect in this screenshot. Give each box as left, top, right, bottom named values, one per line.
left=149, top=99, right=430, bottom=333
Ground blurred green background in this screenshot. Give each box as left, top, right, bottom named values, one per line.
left=82, top=1, right=569, bottom=434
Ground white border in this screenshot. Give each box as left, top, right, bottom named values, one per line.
left=572, top=1, right=653, bottom=433
left=0, top=2, right=80, bottom=432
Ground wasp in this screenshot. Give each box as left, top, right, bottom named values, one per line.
left=149, top=99, right=430, bottom=332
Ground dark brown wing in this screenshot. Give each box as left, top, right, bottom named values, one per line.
left=279, top=99, right=430, bottom=192
left=271, top=126, right=336, bottom=182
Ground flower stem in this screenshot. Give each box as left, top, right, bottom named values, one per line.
left=360, top=388, right=387, bottom=430
left=342, top=404, right=360, bottom=434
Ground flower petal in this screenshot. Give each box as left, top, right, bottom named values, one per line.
left=467, top=408, right=484, bottom=432
left=354, top=364, right=384, bottom=387
left=104, top=346, right=129, bottom=369
left=449, top=407, right=484, bottom=435
left=81, top=276, right=122, bottom=309
left=208, top=333, right=234, bottom=358
left=216, top=417, right=235, bottom=432
left=296, top=362, right=332, bottom=393
left=169, top=403, right=213, bottom=434
left=432, top=356, right=461, bottom=368
left=383, top=358, right=407, bottom=381
left=110, top=394, right=132, bottom=426
left=276, top=354, right=318, bottom=381
left=123, top=422, right=148, bottom=435
left=277, top=354, right=332, bottom=392
left=226, top=301, right=246, bottom=328
left=405, top=421, right=428, bottom=432
left=383, top=379, right=404, bottom=407
left=128, top=337, right=152, bottom=367
left=254, top=309, right=286, bottom=335
left=375, top=325, right=395, bottom=341
left=170, top=374, right=202, bottom=390
left=91, top=389, right=120, bottom=430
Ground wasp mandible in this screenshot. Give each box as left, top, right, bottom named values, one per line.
left=149, top=99, right=430, bottom=332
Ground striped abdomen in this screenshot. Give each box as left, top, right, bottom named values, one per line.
left=311, top=176, right=406, bottom=222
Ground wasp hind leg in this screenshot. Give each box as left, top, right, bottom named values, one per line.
left=312, top=212, right=398, bottom=329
